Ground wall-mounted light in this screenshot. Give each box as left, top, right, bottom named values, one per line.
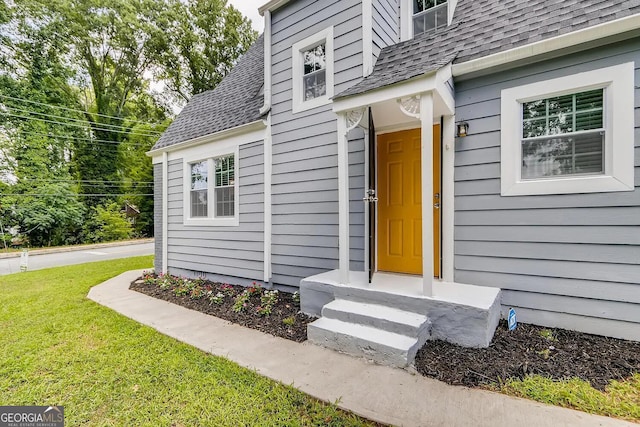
left=456, top=121, right=469, bottom=138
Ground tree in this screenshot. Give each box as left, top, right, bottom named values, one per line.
left=153, top=0, right=258, bottom=102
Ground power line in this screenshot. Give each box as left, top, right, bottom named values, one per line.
left=18, top=179, right=154, bottom=184
left=0, top=94, right=164, bottom=127
left=7, top=193, right=154, bottom=197
left=15, top=131, right=153, bottom=148
left=0, top=111, right=161, bottom=138
left=4, top=104, right=159, bottom=134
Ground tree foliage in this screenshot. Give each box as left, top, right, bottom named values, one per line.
left=0, top=0, right=257, bottom=246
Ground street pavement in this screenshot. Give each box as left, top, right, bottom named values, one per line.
left=0, top=242, right=153, bottom=276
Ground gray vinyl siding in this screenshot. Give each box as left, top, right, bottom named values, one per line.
left=270, top=0, right=365, bottom=287
left=165, top=140, right=264, bottom=282
left=453, top=38, right=640, bottom=340
left=153, top=163, right=163, bottom=273
left=372, top=0, right=399, bottom=59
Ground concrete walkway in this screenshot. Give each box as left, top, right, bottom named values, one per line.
left=88, top=270, right=636, bottom=427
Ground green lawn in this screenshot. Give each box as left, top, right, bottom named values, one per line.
left=0, top=257, right=376, bottom=426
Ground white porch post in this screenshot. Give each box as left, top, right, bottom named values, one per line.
left=337, top=113, right=350, bottom=285
left=420, top=94, right=434, bottom=296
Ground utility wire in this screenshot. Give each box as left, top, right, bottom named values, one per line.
left=0, top=94, right=164, bottom=127
left=0, top=111, right=161, bottom=138
left=4, top=104, right=160, bottom=134
left=18, top=179, right=154, bottom=184
left=7, top=193, right=154, bottom=197
left=15, top=131, right=154, bottom=148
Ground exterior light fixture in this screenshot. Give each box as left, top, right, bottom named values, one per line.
left=456, top=122, right=469, bottom=137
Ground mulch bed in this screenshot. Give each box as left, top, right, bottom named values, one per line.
left=415, top=320, right=640, bottom=390
left=130, top=277, right=315, bottom=342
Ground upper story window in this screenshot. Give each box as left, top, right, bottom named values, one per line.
left=303, top=44, right=327, bottom=101
left=500, top=62, right=634, bottom=196
left=413, top=0, right=448, bottom=36
left=292, top=27, right=334, bottom=113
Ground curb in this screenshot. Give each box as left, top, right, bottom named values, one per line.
left=0, top=238, right=154, bottom=259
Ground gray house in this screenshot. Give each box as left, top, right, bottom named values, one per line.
left=149, top=0, right=640, bottom=366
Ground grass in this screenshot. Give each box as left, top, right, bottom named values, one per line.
left=0, top=256, right=376, bottom=427
left=495, top=375, right=640, bottom=421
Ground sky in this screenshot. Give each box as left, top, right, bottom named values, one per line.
left=229, top=0, right=265, bottom=33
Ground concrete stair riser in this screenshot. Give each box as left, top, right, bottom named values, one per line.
left=321, top=299, right=431, bottom=338
left=307, top=318, right=427, bottom=368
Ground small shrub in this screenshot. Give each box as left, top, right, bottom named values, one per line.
left=257, top=290, right=278, bottom=316
left=209, top=291, right=225, bottom=305
left=292, top=291, right=300, bottom=304
left=282, top=316, right=296, bottom=326
left=190, top=286, right=206, bottom=300
left=247, top=282, right=262, bottom=296
left=220, top=284, right=235, bottom=296
left=232, top=290, right=251, bottom=313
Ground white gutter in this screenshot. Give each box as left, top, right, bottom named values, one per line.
left=453, top=13, right=640, bottom=77
left=147, top=120, right=266, bottom=158
left=258, top=0, right=291, bottom=16
left=259, top=10, right=272, bottom=115
left=161, top=151, right=168, bottom=274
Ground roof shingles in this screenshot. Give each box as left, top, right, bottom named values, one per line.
left=152, top=35, right=265, bottom=150
left=337, top=0, right=640, bottom=99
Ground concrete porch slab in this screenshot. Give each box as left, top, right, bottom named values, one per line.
left=300, top=270, right=502, bottom=348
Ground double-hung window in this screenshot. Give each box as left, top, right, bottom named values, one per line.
left=292, top=27, right=334, bottom=113
left=184, top=151, right=239, bottom=226
left=413, top=0, right=448, bottom=36
left=500, top=62, right=634, bottom=196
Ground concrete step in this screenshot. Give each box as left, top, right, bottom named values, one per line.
left=322, top=299, right=431, bottom=338
left=307, top=317, right=427, bottom=368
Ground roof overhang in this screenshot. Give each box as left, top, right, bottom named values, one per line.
left=147, top=120, right=266, bottom=159
left=333, top=64, right=454, bottom=116
left=258, top=0, right=292, bottom=16
left=453, top=13, right=640, bottom=78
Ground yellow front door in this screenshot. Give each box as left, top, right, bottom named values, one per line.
left=377, top=126, right=441, bottom=277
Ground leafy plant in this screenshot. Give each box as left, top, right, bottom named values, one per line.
left=220, top=283, right=235, bottom=296
left=292, top=291, right=300, bottom=304
left=232, top=290, right=251, bottom=313
left=209, top=292, right=225, bottom=305
left=257, top=290, right=279, bottom=316
left=282, top=316, right=296, bottom=326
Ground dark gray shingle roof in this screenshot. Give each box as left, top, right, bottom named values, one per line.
left=152, top=35, right=265, bottom=150
left=337, top=0, right=640, bottom=98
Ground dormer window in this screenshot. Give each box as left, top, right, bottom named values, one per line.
left=413, top=0, right=448, bottom=35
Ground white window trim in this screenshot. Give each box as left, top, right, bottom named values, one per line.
left=500, top=62, right=635, bottom=196
left=400, top=0, right=456, bottom=41
left=183, top=144, right=240, bottom=227
left=291, top=26, right=334, bottom=114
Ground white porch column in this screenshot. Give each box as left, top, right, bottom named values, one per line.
left=420, top=94, right=434, bottom=296
left=336, top=113, right=350, bottom=285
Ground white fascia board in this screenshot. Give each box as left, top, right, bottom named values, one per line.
left=453, top=13, right=640, bottom=77
left=333, top=73, right=437, bottom=113
left=150, top=120, right=266, bottom=164
left=258, top=0, right=291, bottom=16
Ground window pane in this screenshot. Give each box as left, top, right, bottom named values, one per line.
left=522, top=89, right=604, bottom=138
left=414, top=0, right=437, bottom=13
left=303, top=44, right=326, bottom=75
left=521, top=132, right=604, bottom=179
left=304, top=69, right=326, bottom=101
left=215, top=187, right=235, bottom=218
left=191, top=161, right=208, bottom=191
left=191, top=189, right=208, bottom=218
left=435, top=3, right=447, bottom=28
